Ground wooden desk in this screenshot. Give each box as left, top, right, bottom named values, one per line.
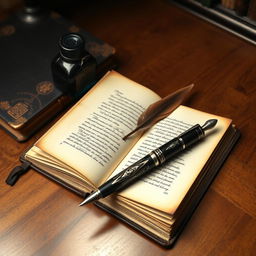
left=0, top=0, right=255, bottom=255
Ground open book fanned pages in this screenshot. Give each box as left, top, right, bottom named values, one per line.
left=24, top=71, right=239, bottom=247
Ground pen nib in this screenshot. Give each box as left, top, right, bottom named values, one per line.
left=202, top=119, right=218, bottom=132
left=79, top=189, right=102, bottom=206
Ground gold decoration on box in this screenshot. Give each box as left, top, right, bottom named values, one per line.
left=0, top=101, right=11, bottom=110
left=9, top=116, right=27, bottom=127
left=86, top=42, right=115, bottom=58
left=0, top=25, right=15, bottom=36
left=69, top=25, right=80, bottom=33
left=7, top=102, right=29, bottom=120
left=36, top=81, right=54, bottom=95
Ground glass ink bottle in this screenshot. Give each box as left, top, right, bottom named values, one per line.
left=51, top=33, right=96, bottom=98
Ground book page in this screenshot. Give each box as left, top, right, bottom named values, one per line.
left=34, top=71, right=161, bottom=186
left=109, top=105, right=231, bottom=214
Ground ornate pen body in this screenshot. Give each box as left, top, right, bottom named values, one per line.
left=97, top=124, right=205, bottom=197
left=80, top=119, right=217, bottom=205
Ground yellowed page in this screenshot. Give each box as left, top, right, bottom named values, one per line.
left=109, top=105, right=231, bottom=214
left=34, top=71, right=161, bottom=186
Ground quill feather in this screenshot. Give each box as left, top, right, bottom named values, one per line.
left=123, top=84, right=194, bottom=140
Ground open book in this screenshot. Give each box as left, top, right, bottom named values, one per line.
left=23, top=71, right=239, bottom=247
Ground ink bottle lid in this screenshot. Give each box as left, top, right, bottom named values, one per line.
left=59, top=33, right=85, bottom=62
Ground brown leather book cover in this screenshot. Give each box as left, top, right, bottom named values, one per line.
left=0, top=11, right=115, bottom=141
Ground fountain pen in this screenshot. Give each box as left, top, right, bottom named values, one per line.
left=80, top=119, right=217, bottom=206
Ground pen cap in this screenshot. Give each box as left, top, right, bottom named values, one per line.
left=180, top=124, right=204, bottom=147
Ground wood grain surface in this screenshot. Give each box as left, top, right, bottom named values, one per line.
left=0, top=1, right=255, bottom=255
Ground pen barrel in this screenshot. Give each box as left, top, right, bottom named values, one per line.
left=180, top=124, right=205, bottom=147
left=99, top=154, right=155, bottom=197
left=98, top=124, right=205, bottom=198
left=158, top=124, right=204, bottom=163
